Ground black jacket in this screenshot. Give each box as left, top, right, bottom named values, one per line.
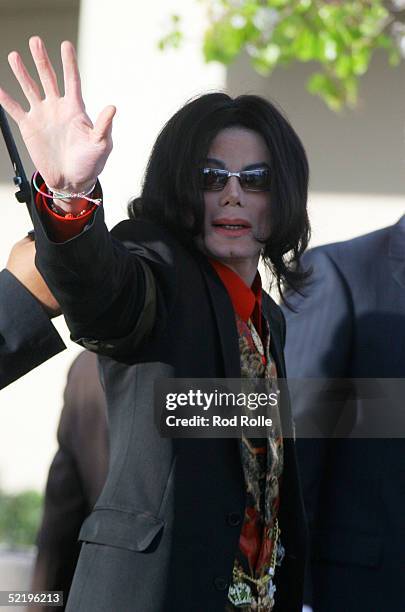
left=0, top=269, right=65, bottom=390
left=33, top=204, right=307, bottom=612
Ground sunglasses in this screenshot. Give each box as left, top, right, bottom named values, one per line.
left=200, top=167, right=271, bottom=192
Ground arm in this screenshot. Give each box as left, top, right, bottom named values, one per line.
left=0, top=237, right=65, bottom=390
left=0, top=38, right=158, bottom=358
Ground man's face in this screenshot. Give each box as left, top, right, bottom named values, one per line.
left=198, top=127, right=271, bottom=283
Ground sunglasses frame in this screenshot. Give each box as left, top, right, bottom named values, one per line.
left=200, top=167, right=271, bottom=192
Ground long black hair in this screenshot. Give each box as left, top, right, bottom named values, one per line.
left=128, top=93, right=310, bottom=302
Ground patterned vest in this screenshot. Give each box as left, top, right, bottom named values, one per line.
left=226, top=313, right=284, bottom=612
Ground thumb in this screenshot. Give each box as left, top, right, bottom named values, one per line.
left=93, top=104, right=116, bottom=141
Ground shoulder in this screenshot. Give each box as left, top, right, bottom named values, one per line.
left=67, top=350, right=99, bottom=382
left=111, top=218, right=187, bottom=264
left=110, top=218, right=201, bottom=287
left=308, top=223, right=395, bottom=269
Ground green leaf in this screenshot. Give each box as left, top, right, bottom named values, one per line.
left=159, top=0, right=404, bottom=112
left=307, top=72, right=343, bottom=111
left=0, top=489, right=43, bottom=547
left=292, top=28, right=318, bottom=61
left=204, top=21, right=245, bottom=64
left=252, top=43, right=281, bottom=74
left=351, top=46, right=371, bottom=75
left=158, top=14, right=184, bottom=51
left=334, top=54, right=353, bottom=79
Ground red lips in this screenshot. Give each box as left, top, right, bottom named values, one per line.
left=212, top=217, right=252, bottom=228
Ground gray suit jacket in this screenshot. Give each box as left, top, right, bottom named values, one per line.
left=282, top=217, right=405, bottom=611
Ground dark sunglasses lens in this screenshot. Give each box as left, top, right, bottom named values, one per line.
left=201, top=169, right=227, bottom=190
left=241, top=170, right=270, bottom=191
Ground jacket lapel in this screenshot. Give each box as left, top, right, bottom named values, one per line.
left=261, top=292, right=286, bottom=378
left=262, top=292, right=295, bottom=437
left=196, top=255, right=241, bottom=379
left=388, top=215, right=405, bottom=289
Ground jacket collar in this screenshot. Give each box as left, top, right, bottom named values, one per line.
left=388, top=214, right=405, bottom=259
left=388, top=215, right=405, bottom=289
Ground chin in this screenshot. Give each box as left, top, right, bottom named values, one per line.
left=205, top=237, right=252, bottom=259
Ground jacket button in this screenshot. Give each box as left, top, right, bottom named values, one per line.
left=227, top=512, right=242, bottom=527
left=214, top=576, right=229, bottom=591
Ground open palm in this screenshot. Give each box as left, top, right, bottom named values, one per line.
left=0, top=36, right=115, bottom=194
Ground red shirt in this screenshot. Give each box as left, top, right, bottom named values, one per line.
left=209, top=259, right=263, bottom=339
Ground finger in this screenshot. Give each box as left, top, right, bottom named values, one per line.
left=29, top=36, right=60, bottom=98
left=61, top=40, right=83, bottom=104
left=8, top=51, right=42, bottom=106
left=93, top=105, right=116, bottom=142
left=0, top=88, right=25, bottom=123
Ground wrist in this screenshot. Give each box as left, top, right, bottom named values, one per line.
left=49, top=179, right=97, bottom=195
left=48, top=182, right=97, bottom=214
left=32, top=171, right=102, bottom=214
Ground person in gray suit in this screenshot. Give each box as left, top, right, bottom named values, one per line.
left=0, top=235, right=64, bottom=389
left=282, top=219, right=405, bottom=611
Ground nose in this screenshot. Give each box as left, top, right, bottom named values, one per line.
left=219, top=176, right=244, bottom=207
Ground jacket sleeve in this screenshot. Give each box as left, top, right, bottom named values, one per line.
left=31, top=199, right=175, bottom=362
left=0, top=269, right=65, bottom=390
left=281, top=246, right=353, bottom=606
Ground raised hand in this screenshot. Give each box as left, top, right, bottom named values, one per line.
left=0, top=36, right=115, bottom=198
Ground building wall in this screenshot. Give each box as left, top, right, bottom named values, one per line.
left=228, top=50, right=405, bottom=245
left=228, top=49, right=405, bottom=196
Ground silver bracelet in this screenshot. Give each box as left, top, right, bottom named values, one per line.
left=47, top=182, right=97, bottom=199
left=32, top=171, right=102, bottom=206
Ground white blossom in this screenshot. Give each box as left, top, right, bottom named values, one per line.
left=253, top=8, right=280, bottom=33
left=246, top=43, right=260, bottom=58
left=262, top=44, right=281, bottom=64
left=391, top=0, right=405, bottom=11
left=230, top=14, right=247, bottom=29
left=324, top=39, right=337, bottom=60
